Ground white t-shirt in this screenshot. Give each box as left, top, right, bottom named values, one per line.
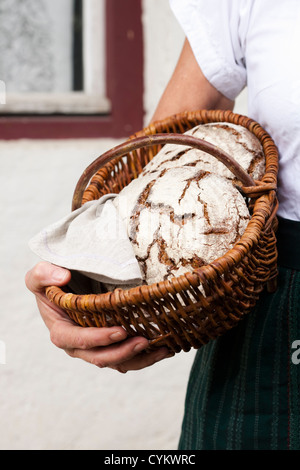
left=170, top=0, right=300, bottom=221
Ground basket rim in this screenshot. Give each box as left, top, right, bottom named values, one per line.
left=46, top=192, right=277, bottom=310
left=46, top=109, right=279, bottom=311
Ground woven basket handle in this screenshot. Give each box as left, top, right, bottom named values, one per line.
left=72, top=133, right=256, bottom=211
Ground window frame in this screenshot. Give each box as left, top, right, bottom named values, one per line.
left=0, top=0, right=110, bottom=116
left=0, top=0, right=144, bottom=139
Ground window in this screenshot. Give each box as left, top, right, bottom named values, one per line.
left=0, top=0, right=109, bottom=115
left=0, top=0, right=143, bottom=138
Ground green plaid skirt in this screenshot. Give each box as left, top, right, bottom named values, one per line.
left=178, top=217, right=300, bottom=450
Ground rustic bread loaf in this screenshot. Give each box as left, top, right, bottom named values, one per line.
left=142, top=122, right=265, bottom=183
left=112, top=167, right=250, bottom=287
left=103, top=123, right=263, bottom=289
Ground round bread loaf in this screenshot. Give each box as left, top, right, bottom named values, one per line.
left=112, top=165, right=250, bottom=287
left=142, top=122, right=265, bottom=183
left=103, top=123, right=262, bottom=290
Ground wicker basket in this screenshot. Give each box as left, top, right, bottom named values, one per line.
left=46, top=110, right=279, bottom=354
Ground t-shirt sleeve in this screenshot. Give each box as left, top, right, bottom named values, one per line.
left=169, top=0, right=247, bottom=101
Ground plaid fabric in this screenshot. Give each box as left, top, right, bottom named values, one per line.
left=178, top=266, right=300, bottom=450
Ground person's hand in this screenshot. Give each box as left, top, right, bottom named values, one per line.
left=25, top=262, right=172, bottom=373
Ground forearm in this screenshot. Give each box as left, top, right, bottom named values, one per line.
left=151, top=38, right=234, bottom=123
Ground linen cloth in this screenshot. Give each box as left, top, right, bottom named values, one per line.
left=29, top=194, right=143, bottom=290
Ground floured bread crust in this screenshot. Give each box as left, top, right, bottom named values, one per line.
left=103, top=123, right=263, bottom=290
left=112, top=167, right=250, bottom=287
left=142, top=123, right=265, bottom=183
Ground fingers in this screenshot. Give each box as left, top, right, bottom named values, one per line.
left=50, top=320, right=149, bottom=366
left=49, top=317, right=172, bottom=372
left=25, top=261, right=71, bottom=294
left=25, top=262, right=174, bottom=373
left=67, top=338, right=171, bottom=373
left=49, top=316, right=172, bottom=373
left=50, top=320, right=128, bottom=350
left=113, top=347, right=173, bottom=373
left=48, top=308, right=173, bottom=372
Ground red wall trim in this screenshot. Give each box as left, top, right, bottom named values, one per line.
left=0, top=0, right=144, bottom=140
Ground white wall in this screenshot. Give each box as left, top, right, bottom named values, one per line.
left=142, top=0, right=185, bottom=123
left=0, top=0, right=247, bottom=451
left=0, top=137, right=196, bottom=450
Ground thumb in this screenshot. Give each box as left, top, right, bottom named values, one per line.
left=25, top=261, right=71, bottom=294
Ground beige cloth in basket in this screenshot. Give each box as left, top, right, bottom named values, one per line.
left=29, top=194, right=143, bottom=292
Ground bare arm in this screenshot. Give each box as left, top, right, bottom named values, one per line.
left=151, top=38, right=234, bottom=123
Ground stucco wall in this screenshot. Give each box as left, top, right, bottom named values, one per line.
left=1, top=135, right=199, bottom=450
left=0, top=0, right=247, bottom=450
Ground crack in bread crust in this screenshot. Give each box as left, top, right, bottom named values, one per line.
left=142, top=122, right=265, bottom=183
left=108, top=123, right=259, bottom=289
left=125, top=169, right=250, bottom=286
